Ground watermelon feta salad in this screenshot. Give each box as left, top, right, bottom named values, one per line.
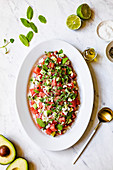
left=27, top=49, right=80, bottom=137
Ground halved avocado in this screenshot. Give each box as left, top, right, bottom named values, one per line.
left=6, top=158, right=28, bottom=170
left=0, top=135, right=16, bottom=165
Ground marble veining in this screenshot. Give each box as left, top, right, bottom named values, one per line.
left=0, top=0, right=113, bottom=169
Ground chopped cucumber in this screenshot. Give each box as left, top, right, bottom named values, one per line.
left=57, top=124, right=63, bottom=130
left=37, top=118, right=46, bottom=128
left=33, top=103, right=37, bottom=109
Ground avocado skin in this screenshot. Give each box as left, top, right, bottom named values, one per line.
left=6, top=158, right=28, bottom=170
left=0, top=135, right=16, bottom=165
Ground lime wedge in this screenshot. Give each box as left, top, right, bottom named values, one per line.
left=77, top=4, right=91, bottom=20
left=66, top=14, right=81, bottom=30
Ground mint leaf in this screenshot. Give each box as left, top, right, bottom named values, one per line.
left=30, top=22, right=38, bottom=33
left=34, top=89, right=39, bottom=93
left=58, top=49, right=63, bottom=54
left=37, top=118, right=46, bottom=127
left=43, top=64, right=48, bottom=71
left=27, top=6, right=33, bottom=20
left=47, top=110, right=51, bottom=115
left=57, top=124, right=63, bottom=130
left=62, top=57, right=68, bottom=64
left=26, top=31, right=33, bottom=42
left=38, top=15, right=47, bottom=24
left=20, top=18, right=30, bottom=27
left=19, top=34, right=29, bottom=47
left=33, top=103, right=37, bottom=110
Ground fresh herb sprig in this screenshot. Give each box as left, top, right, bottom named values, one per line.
left=0, top=38, right=14, bottom=54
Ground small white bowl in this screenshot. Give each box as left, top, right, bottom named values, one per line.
left=106, top=41, right=113, bottom=62
left=97, top=20, right=113, bottom=42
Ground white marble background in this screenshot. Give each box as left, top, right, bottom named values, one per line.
left=0, top=0, right=113, bottom=169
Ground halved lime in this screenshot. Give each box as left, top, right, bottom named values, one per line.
left=66, top=14, right=81, bottom=30
left=77, top=4, right=91, bottom=20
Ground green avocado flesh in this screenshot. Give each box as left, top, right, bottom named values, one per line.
left=6, top=158, right=28, bottom=170
left=0, top=135, right=16, bottom=165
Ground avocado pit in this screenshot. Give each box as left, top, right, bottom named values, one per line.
left=0, top=145, right=10, bottom=157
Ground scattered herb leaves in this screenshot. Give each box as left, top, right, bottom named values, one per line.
left=19, top=34, right=29, bottom=47
left=27, top=6, right=33, bottom=20
left=38, top=15, right=47, bottom=23
left=20, top=18, right=30, bottom=27
left=26, top=31, right=33, bottom=42
left=30, top=22, right=38, bottom=33
left=19, top=6, right=47, bottom=46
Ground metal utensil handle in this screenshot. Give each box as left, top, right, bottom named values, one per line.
left=73, top=122, right=101, bottom=165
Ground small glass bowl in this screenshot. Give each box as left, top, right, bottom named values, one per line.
left=82, top=47, right=97, bottom=62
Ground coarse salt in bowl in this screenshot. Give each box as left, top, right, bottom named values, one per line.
left=97, top=20, right=113, bottom=42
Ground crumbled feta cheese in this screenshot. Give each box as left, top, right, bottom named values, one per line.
left=40, top=69, right=46, bottom=75
left=68, top=98, right=72, bottom=101
left=53, top=112, right=57, bottom=117
left=53, top=86, right=57, bottom=90
left=67, top=83, right=72, bottom=86
left=38, top=109, right=42, bottom=113
left=43, top=110, right=47, bottom=117
left=46, top=124, right=50, bottom=128
left=56, top=77, right=60, bottom=82
left=37, top=75, right=41, bottom=81
left=48, top=72, right=51, bottom=76
left=29, top=83, right=35, bottom=89
left=63, top=111, right=68, bottom=115
left=51, top=56, right=57, bottom=62
left=39, top=58, right=44, bottom=63
left=46, top=80, right=50, bottom=85
left=63, top=85, right=67, bottom=88
left=71, top=72, right=74, bottom=77
left=42, top=115, right=48, bottom=121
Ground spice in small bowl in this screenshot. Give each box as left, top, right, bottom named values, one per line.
left=106, top=41, right=113, bottom=62
left=83, top=48, right=97, bottom=62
